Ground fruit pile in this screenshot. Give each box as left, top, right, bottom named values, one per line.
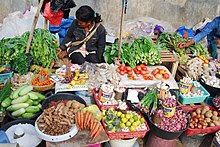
left=151, top=68, right=170, bottom=80
left=116, top=64, right=153, bottom=80
left=102, top=108, right=147, bottom=132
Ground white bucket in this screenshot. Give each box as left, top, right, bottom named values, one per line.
left=109, top=138, right=137, bottom=147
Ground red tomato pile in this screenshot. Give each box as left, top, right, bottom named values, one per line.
left=151, top=68, right=170, bottom=80
left=116, top=64, right=154, bottom=80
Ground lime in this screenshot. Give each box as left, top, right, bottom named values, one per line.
left=129, top=126, right=136, bottom=131
left=130, top=113, right=134, bottom=118
left=132, top=122, right=137, bottom=127
left=125, top=114, right=131, bottom=119
left=117, top=111, right=122, bottom=117
left=129, top=118, right=134, bottom=123
left=120, top=114, right=125, bottom=118
left=133, top=115, right=138, bottom=121
left=138, top=115, right=141, bottom=119
left=119, top=123, right=125, bottom=129
left=140, top=118, right=145, bottom=124
left=126, top=121, right=131, bottom=127
left=136, top=120, right=141, bottom=126
left=121, top=118, right=128, bottom=123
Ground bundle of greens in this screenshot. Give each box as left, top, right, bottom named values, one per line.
left=104, top=37, right=161, bottom=68
left=11, top=53, right=29, bottom=75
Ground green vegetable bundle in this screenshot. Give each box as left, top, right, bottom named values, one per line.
left=11, top=53, right=29, bottom=75
left=157, top=32, right=209, bottom=64
left=104, top=37, right=161, bottom=68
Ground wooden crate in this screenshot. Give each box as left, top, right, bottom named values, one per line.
left=161, top=50, right=179, bottom=77
left=176, top=65, right=188, bottom=82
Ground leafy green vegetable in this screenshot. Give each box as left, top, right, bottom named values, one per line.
left=11, top=53, right=29, bottom=75
left=0, top=81, right=11, bottom=111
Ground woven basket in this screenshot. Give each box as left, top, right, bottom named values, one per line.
left=32, top=82, right=55, bottom=92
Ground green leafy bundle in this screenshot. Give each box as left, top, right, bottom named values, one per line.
left=11, top=53, right=29, bottom=75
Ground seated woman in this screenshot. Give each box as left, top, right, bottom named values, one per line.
left=58, top=5, right=106, bottom=64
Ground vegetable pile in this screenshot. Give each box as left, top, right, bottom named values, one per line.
left=213, top=97, right=220, bottom=111
left=0, top=81, right=11, bottom=112
left=75, top=110, right=103, bottom=141
left=140, top=89, right=158, bottom=113
left=190, top=106, right=220, bottom=129
left=31, top=69, right=54, bottom=86
left=104, top=37, right=161, bottom=67
left=11, top=53, right=29, bottom=75
left=153, top=109, right=188, bottom=132
left=162, top=97, right=176, bottom=108
left=1, top=84, right=45, bottom=118
left=201, top=75, right=220, bottom=88
left=0, top=29, right=58, bottom=68
left=37, top=100, right=85, bottom=136
left=157, top=32, right=209, bottom=64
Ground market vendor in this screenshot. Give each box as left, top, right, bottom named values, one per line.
left=177, top=16, right=220, bottom=59
left=58, top=5, right=106, bottom=64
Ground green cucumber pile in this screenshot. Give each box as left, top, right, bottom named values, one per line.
left=1, top=84, right=45, bottom=119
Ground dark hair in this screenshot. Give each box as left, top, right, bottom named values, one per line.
left=76, top=5, right=102, bottom=23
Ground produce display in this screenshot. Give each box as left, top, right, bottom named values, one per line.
left=157, top=32, right=209, bottom=64
left=11, top=53, right=29, bottom=75
left=151, top=68, right=170, bottom=80
left=31, top=69, right=54, bottom=87
left=183, top=82, right=204, bottom=97
left=0, top=29, right=58, bottom=68
left=75, top=110, right=103, bottom=141
left=0, top=81, right=11, bottom=111
left=37, top=100, right=85, bottom=136
left=184, top=57, right=209, bottom=80
left=104, top=37, right=161, bottom=67
left=102, top=108, right=147, bottom=132
left=189, top=106, right=220, bottom=129
left=201, top=75, right=220, bottom=88
left=1, top=84, right=45, bottom=118
left=11, top=72, right=33, bottom=87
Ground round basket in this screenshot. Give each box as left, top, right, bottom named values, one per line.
left=32, top=82, right=55, bottom=92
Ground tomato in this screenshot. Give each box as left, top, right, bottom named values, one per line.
left=135, top=70, right=140, bottom=75
left=143, top=74, right=148, bottom=79
left=116, top=68, right=120, bottom=72
left=148, top=76, right=153, bottom=80
left=155, top=73, right=163, bottom=80
left=142, top=66, right=147, bottom=71
left=136, top=66, right=142, bottom=71
left=159, top=69, right=165, bottom=75
left=151, top=70, right=157, bottom=76
left=134, top=68, right=138, bottom=73
left=119, top=65, right=125, bottom=71
left=163, top=73, right=170, bottom=79
left=119, top=71, right=125, bottom=75
left=128, top=75, right=135, bottom=80
left=126, top=66, right=132, bottom=71
left=140, top=64, right=146, bottom=68
left=124, top=70, right=128, bottom=74
left=145, top=70, right=150, bottom=74
left=128, top=71, right=133, bottom=75
left=140, top=70, right=146, bottom=75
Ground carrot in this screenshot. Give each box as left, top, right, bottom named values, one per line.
left=81, top=111, right=84, bottom=129
left=86, top=112, right=93, bottom=128
left=75, top=111, right=80, bottom=129
left=84, top=111, right=90, bottom=128
left=91, top=123, right=101, bottom=137
left=88, top=115, right=94, bottom=129
left=92, top=125, right=102, bottom=141
left=78, top=111, right=82, bottom=130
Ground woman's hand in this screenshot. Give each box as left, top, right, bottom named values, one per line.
left=57, top=49, right=68, bottom=59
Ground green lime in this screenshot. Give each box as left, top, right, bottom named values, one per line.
left=129, top=118, right=134, bottom=123
left=119, top=123, right=125, bottom=129
left=138, top=115, right=141, bottom=119
left=133, top=115, right=138, bottom=121
left=140, top=118, right=145, bottom=124
left=125, top=114, right=131, bottom=119
left=121, top=117, right=128, bottom=123
left=129, top=126, right=136, bottom=131
left=132, top=122, right=137, bottom=127
left=126, top=121, right=131, bottom=127
left=136, top=120, right=141, bottom=126
left=117, top=111, right=122, bottom=117
left=120, top=114, right=125, bottom=118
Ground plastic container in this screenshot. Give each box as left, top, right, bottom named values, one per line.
left=0, top=130, right=9, bottom=143
left=199, top=78, right=220, bottom=97
left=179, top=105, right=220, bottom=136
left=179, top=82, right=210, bottom=104
left=143, top=113, right=190, bottom=140
left=109, top=138, right=137, bottom=147
left=0, top=71, right=13, bottom=83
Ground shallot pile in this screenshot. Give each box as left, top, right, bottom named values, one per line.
left=154, top=109, right=188, bottom=132
left=162, top=96, right=176, bottom=108
left=213, top=97, right=220, bottom=110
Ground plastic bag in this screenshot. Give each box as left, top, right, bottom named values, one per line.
left=50, top=0, right=76, bottom=13
left=43, top=2, right=64, bottom=26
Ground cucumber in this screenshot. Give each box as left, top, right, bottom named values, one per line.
left=37, top=104, right=42, bottom=109
left=11, top=108, right=26, bottom=117
left=19, top=85, right=33, bottom=96
left=27, top=92, right=38, bottom=100
left=33, top=101, right=39, bottom=106
left=7, top=103, right=29, bottom=111
left=11, top=95, right=29, bottom=105
left=31, top=92, right=45, bottom=101
left=12, top=84, right=29, bottom=99
left=22, top=113, right=35, bottom=118
left=25, top=106, right=40, bottom=113
left=25, top=99, right=34, bottom=106
left=1, top=97, right=12, bottom=107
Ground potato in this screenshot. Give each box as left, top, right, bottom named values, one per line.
left=196, top=108, right=202, bottom=114
left=212, top=111, right=218, bottom=116
left=205, top=118, right=211, bottom=123
left=201, top=108, right=207, bottom=115
left=192, top=112, right=197, bottom=117
left=208, top=122, right=215, bottom=127
left=212, top=116, right=218, bottom=121
left=205, top=111, right=213, bottom=118
left=204, top=106, right=210, bottom=111
left=213, top=121, right=220, bottom=126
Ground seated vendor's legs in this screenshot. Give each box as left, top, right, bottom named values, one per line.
left=85, top=54, right=100, bottom=63
left=69, top=52, right=85, bottom=65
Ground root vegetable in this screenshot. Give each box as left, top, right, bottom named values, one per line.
left=212, top=116, right=218, bottom=121
left=196, top=108, right=201, bottom=114
left=192, top=112, right=197, bottom=117
left=205, top=112, right=213, bottom=118
left=201, top=109, right=207, bottom=115
left=213, top=111, right=218, bottom=116
left=213, top=121, right=220, bottom=126
left=209, top=122, right=215, bottom=127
